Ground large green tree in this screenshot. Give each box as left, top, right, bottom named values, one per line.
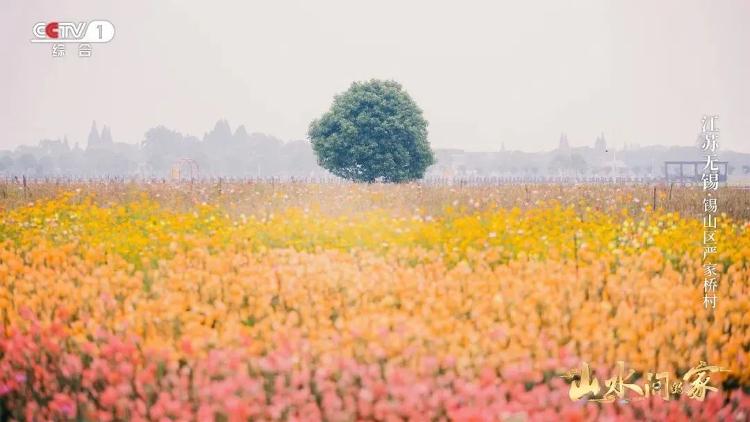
left=308, top=79, right=434, bottom=182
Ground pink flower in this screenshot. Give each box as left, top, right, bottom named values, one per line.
left=14, top=372, right=27, bottom=383
left=0, top=383, right=11, bottom=395
left=100, top=386, right=119, bottom=408
left=51, top=393, right=77, bottom=418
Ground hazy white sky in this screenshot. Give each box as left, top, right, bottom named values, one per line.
left=1, top=1, right=748, bottom=152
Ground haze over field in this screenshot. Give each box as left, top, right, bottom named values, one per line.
left=1, top=1, right=748, bottom=152
left=3, top=4, right=750, bottom=419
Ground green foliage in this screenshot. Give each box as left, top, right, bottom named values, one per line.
left=308, top=79, right=434, bottom=183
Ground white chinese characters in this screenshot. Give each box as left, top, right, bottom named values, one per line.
left=699, top=115, right=720, bottom=309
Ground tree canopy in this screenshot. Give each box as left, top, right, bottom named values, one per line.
left=308, top=79, right=434, bottom=182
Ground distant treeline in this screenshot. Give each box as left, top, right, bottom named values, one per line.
left=0, top=120, right=325, bottom=178
left=1, top=121, right=749, bottom=180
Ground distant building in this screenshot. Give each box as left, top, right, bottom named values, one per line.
left=594, top=133, right=607, bottom=153
left=558, top=133, right=570, bottom=151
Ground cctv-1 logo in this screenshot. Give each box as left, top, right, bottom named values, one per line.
left=31, top=20, right=115, bottom=43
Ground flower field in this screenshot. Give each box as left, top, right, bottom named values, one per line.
left=1, top=181, right=749, bottom=421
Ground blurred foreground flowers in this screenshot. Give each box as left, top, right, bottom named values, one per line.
left=0, top=184, right=749, bottom=420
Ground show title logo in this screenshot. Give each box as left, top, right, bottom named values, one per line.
left=560, top=361, right=729, bottom=403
